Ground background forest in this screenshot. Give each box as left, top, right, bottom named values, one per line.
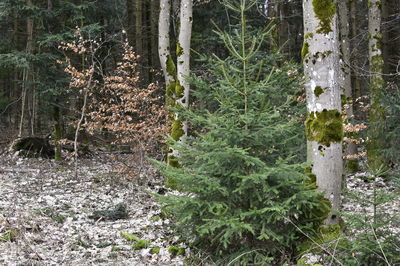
left=0, top=0, right=399, bottom=265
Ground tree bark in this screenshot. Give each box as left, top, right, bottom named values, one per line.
left=278, top=2, right=289, bottom=57
left=350, top=0, right=361, bottom=102
left=176, top=0, right=193, bottom=135
left=53, top=102, right=62, bottom=162
left=126, top=0, right=135, bottom=46
left=303, top=0, right=343, bottom=225
left=338, top=0, right=358, bottom=173
left=135, top=0, right=144, bottom=82
left=150, top=0, right=159, bottom=79
left=19, top=0, right=34, bottom=137
left=141, top=0, right=149, bottom=84
left=159, top=0, right=192, bottom=167
left=367, top=0, right=385, bottom=169
left=381, top=0, right=390, bottom=75
left=158, top=0, right=174, bottom=86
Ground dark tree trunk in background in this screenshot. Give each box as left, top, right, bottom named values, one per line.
left=19, top=0, right=34, bottom=137
left=135, top=0, right=144, bottom=81
left=367, top=0, right=385, bottom=170
left=126, top=0, right=136, bottom=45
left=150, top=0, right=160, bottom=81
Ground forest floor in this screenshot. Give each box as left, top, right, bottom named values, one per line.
left=0, top=143, right=399, bottom=265
left=0, top=149, right=190, bottom=266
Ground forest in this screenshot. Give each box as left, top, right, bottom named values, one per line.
left=0, top=0, right=399, bottom=265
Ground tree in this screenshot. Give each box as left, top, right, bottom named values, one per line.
left=338, top=0, right=358, bottom=173
left=367, top=0, right=385, bottom=169
left=18, top=0, right=35, bottom=137
left=0, top=0, right=124, bottom=136
left=302, top=0, right=343, bottom=225
left=176, top=0, right=192, bottom=135
left=135, top=0, right=144, bottom=80
left=158, top=0, right=174, bottom=89
left=158, top=0, right=193, bottom=166
left=155, top=1, right=328, bottom=263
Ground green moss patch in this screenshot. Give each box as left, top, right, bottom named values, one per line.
left=166, top=55, right=176, bottom=78
left=370, top=54, right=384, bottom=77
left=175, top=79, right=184, bottom=99
left=297, top=224, right=349, bottom=257
left=166, top=81, right=177, bottom=107
left=176, top=42, right=184, bottom=57
left=304, top=32, right=314, bottom=39
left=314, top=86, right=324, bottom=98
left=168, top=246, right=185, bottom=257
left=319, top=224, right=341, bottom=242
left=133, top=239, right=150, bottom=249
left=120, top=231, right=138, bottom=242
left=312, top=0, right=336, bottom=34
left=306, top=109, right=343, bottom=147
left=171, top=120, right=184, bottom=141
left=302, top=41, right=310, bottom=60
left=0, top=230, right=17, bottom=242
left=150, top=215, right=161, bottom=221
left=150, top=247, right=161, bottom=254
left=304, top=166, right=317, bottom=186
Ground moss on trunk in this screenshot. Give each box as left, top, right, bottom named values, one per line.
left=306, top=109, right=343, bottom=147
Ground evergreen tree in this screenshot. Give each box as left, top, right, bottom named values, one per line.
left=155, top=0, right=329, bottom=263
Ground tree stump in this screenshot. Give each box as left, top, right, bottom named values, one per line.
left=11, top=137, right=55, bottom=158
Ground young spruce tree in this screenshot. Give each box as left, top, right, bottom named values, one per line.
left=155, top=0, right=330, bottom=264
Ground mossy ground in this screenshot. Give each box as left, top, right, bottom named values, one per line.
left=297, top=224, right=349, bottom=260
left=168, top=246, right=185, bottom=257
left=132, top=239, right=150, bottom=249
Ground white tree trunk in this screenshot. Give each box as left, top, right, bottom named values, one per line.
left=158, top=0, right=174, bottom=86
left=303, top=0, right=343, bottom=225
left=176, top=0, right=192, bottom=136
left=159, top=0, right=192, bottom=167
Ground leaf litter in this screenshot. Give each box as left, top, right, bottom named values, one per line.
left=0, top=153, right=188, bottom=266
left=1, top=151, right=399, bottom=265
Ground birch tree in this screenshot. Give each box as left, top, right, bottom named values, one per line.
left=303, top=0, right=343, bottom=225
left=158, top=0, right=173, bottom=87
left=367, top=0, right=385, bottom=169
left=158, top=0, right=193, bottom=167
left=176, top=0, right=192, bottom=136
